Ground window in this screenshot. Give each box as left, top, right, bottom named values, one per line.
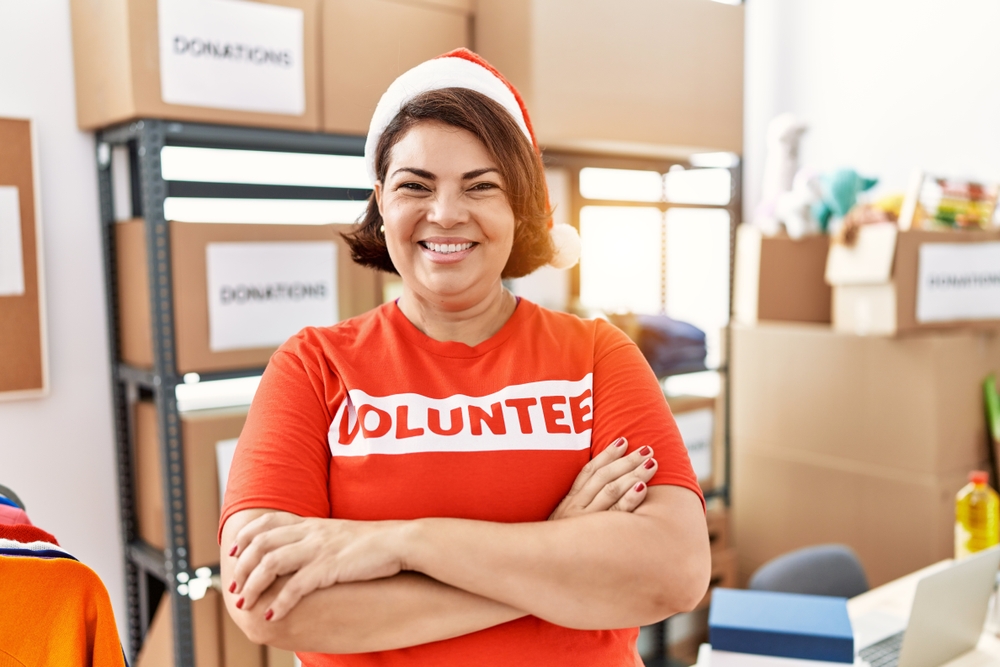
left=543, top=152, right=740, bottom=375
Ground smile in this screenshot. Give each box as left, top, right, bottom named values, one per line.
left=419, top=241, right=476, bottom=254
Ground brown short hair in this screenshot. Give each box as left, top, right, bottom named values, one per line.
left=342, top=88, right=553, bottom=278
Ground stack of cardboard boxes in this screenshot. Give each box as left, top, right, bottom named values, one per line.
left=731, top=223, right=1000, bottom=588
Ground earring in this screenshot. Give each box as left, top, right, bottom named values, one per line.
left=379, top=225, right=385, bottom=234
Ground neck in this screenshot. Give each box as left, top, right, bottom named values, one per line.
left=397, top=283, right=517, bottom=347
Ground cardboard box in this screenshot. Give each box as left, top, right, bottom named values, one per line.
left=668, top=395, right=718, bottom=492
left=826, top=225, right=1000, bottom=336
left=731, top=323, right=1000, bottom=477
left=136, top=590, right=222, bottom=667
left=730, top=323, right=999, bottom=587
left=732, top=449, right=969, bottom=589
left=117, top=220, right=381, bottom=374
left=221, top=605, right=266, bottom=667
left=70, top=0, right=321, bottom=131
left=321, top=0, right=471, bottom=135
left=135, top=401, right=249, bottom=569
left=266, top=646, right=297, bottom=667
left=475, top=0, right=743, bottom=151
left=733, top=226, right=832, bottom=326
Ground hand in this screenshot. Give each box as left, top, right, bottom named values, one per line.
left=548, top=437, right=658, bottom=520
left=229, top=511, right=408, bottom=622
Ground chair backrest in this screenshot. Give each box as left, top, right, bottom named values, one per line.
left=748, top=544, right=869, bottom=598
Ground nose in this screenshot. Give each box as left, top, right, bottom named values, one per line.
left=426, top=189, right=469, bottom=228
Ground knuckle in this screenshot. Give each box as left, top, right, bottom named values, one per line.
left=580, top=461, right=597, bottom=477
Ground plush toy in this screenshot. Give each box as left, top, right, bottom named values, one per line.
left=811, top=169, right=878, bottom=234
left=775, top=168, right=823, bottom=239
left=754, top=113, right=809, bottom=235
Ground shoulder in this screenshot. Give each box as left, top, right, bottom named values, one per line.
left=273, top=303, right=394, bottom=368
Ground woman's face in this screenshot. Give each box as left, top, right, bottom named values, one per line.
left=375, top=120, right=516, bottom=311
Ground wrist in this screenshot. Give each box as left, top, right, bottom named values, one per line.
left=396, top=518, right=429, bottom=573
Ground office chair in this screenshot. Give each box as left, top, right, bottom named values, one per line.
left=749, top=544, right=869, bottom=598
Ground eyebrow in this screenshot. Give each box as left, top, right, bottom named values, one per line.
left=389, top=167, right=500, bottom=180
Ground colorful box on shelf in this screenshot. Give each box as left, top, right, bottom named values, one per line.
left=116, top=221, right=381, bottom=374
left=709, top=588, right=854, bottom=663
left=825, top=224, right=1000, bottom=336
left=733, top=226, right=832, bottom=326
left=70, top=0, right=321, bottom=131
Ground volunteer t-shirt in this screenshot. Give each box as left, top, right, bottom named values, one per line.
left=220, top=298, right=703, bottom=667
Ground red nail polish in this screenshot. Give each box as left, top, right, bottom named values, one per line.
left=265, top=609, right=274, bottom=621
left=228, top=581, right=236, bottom=594
left=639, top=446, right=651, bottom=456
left=615, top=437, right=627, bottom=448
left=635, top=482, right=646, bottom=493
left=644, top=458, right=656, bottom=469
left=235, top=597, right=244, bottom=609
left=229, top=545, right=238, bottom=557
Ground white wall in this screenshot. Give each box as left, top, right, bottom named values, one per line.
left=744, top=0, right=1000, bottom=221
left=0, top=0, right=125, bottom=644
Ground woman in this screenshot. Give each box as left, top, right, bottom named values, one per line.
left=219, top=49, right=709, bottom=666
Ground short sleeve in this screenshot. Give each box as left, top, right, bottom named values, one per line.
left=590, top=319, right=705, bottom=509
left=217, top=342, right=339, bottom=542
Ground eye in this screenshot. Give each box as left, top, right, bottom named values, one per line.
left=469, top=181, right=501, bottom=192
left=398, top=182, right=430, bottom=192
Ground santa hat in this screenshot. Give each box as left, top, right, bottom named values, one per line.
left=364, top=48, right=581, bottom=270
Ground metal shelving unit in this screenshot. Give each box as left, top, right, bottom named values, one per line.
left=95, top=119, right=367, bottom=665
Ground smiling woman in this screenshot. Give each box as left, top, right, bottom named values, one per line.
left=217, top=48, right=710, bottom=667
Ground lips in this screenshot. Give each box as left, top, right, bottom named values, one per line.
left=417, top=238, right=478, bottom=263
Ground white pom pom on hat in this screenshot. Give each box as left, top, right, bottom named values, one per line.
left=365, top=47, right=581, bottom=270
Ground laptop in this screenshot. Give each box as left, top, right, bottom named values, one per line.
left=855, top=546, right=1000, bottom=667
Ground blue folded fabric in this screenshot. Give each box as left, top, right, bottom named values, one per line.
left=709, top=588, right=855, bottom=663
left=0, top=496, right=19, bottom=509
left=634, top=315, right=707, bottom=376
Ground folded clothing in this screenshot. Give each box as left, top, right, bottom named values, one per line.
left=634, top=315, right=708, bottom=376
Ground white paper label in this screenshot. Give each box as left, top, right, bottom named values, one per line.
left=216, top=438, right=239, bottom=507
left=158, top=0, right=305, bottom=115
left=674, top=408, right=713, bottom=481
left=0, top=186, right=25, bottom=297
left=916, top=242, right=1000, bottom=323
left=206, top=241, right=337, bottom=351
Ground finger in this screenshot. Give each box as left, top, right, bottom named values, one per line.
left=574, top=445, right=654, bottom=509
left=231, top=511, right=299, bottom=559
left=566, top=437, right=628, bottom=495
left=264, top=565, right=325, bottom=622
left=609, top=481, right=649, bottom=512
left=239, top=541, right=310, bottom=611
left=232, top=523, right=307, bottom=597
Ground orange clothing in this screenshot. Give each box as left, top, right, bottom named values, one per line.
left=221, top=299, right=703, bottom=666
left=0, top=556, right=127, bottom=667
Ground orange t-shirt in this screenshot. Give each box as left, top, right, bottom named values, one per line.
left=220, top=299, right=703, bottom=666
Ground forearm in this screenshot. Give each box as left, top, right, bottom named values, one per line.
left=225, top=569, right=525, bottom=653
left=403, top=486, right=709, bottom=629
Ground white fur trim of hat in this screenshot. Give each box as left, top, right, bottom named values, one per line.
left=364, top=48, right=581, bottom=270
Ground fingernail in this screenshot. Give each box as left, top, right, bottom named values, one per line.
left=635, top=482, right=646, bottom=493
left=639, top=446, right=651, bottom=456
left=228, top=581, right=236, bottom=594
left=235, top=597, right=244, bottom=610
left=644, top=458, right=656, bottom=470
left=229, top=545, right=238, bottom=557
left=615, top=437, right=627, bottom=448
left=265, top=609, right=274, bottom=621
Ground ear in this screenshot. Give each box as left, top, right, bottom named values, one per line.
left=374, top=181, right=384, bottom=215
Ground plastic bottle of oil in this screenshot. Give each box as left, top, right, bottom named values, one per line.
left=955, top=470, right=1000, bottom=559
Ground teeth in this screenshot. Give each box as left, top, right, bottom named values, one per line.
left=425, top=242, right=473, bottom=254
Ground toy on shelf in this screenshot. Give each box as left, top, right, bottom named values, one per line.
left=898, top=170, right=1000, bottom=231
left=754, top=113, right=808, bottom=237
left=811, top=168, right=878, bottom=237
